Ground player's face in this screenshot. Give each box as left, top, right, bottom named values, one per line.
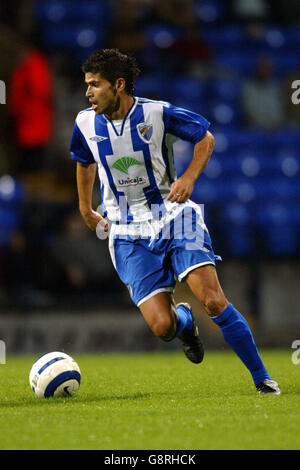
left=85, top=72, right=120, bottom=115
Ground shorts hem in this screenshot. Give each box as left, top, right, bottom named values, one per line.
left=137, top=287, right=174, bottom=307
left=178, top=262, right=215, bottom=282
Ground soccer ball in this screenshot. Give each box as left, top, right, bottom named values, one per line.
left=29, top=351, right=81, bottom=398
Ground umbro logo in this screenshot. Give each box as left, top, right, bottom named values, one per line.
left=89, top=135, right=108, bottom=142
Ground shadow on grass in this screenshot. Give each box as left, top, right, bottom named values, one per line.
left=0, top=386, right=292, bottom=409
left=0, top=390, right=172, bottom=408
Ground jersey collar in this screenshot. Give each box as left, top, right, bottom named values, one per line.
left=103, top=97, right=137, bottom=137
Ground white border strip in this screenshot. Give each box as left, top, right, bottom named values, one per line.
left=137, top=287, right=174, bottom=307
left=178, top=262, right=215, bottom=282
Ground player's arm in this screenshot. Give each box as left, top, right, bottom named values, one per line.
left=167, top=130, right=214, bottom=203
left=76, top=162, right=108, bottom=231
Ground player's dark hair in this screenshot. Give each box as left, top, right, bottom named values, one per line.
left=81, top=48, right=141, bottom=95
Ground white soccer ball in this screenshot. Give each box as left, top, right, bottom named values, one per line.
left=29, top=351, right=81, bottom=398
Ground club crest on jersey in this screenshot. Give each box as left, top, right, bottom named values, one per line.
left=137, top=122, right=153, bottom=142
left=89, top=135, right=108, bottom=142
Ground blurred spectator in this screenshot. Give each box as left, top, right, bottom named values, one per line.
left=165, top=24, right=214, bottom=78
left=46, top=209, right=118, bottom=295
left=0, top=174, right=25, bottom=246
left=271, top=0, right=300, bottom=24
left=3, top=230, right=32, bottom=298
left=228, top=0, right=271, bottom=23
left=8, top=34, right=54, bottom=174
left=0, top=173, right=53, bottom=308
left=152, top=0, right=195, bottom=27
left=3, top=227, right=54, bottom=309
left=0, top=0, right=36, bottom=34
left=147, top=0, right=213, bottom=78
left=241, top=57, right=286, bottom=129
left=0, top=25, right=22, bottom=174
left=108, top=0, right=148, bottom=71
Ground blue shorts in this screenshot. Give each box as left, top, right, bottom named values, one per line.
left=109, top=203, right=221, bottom=306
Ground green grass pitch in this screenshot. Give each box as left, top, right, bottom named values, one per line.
left=0, top=349, right=299, bottom=450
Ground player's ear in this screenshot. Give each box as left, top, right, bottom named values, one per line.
left=115, top=77, right=126, bottom=93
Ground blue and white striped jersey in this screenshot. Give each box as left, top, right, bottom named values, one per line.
left=70, top=97, right=210, bottom=222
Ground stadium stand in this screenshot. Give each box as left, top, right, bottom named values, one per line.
left=0, top=0, right=299, bottom=309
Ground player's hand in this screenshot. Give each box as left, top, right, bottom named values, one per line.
left=166, top=177, right=194, bottom=203
left=80, top=209, right=109, bottom=232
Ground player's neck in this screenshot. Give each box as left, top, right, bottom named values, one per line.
left=105, top=95, right=134, bottom=121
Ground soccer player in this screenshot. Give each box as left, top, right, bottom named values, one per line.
left=70, top=48, right=280, bottom=395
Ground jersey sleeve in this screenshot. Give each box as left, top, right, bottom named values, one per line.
left=163, top=103, right=210, bottom=144
left=70, top=121, right=95, bottom=164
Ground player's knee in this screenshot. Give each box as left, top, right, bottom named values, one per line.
left=202, top=291, right=227, bottom=317
left=151, top=315, right=176, bottom=341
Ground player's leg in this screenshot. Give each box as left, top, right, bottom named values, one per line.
left=109, top=233, right=202, bottom=360
left=138, top=291, right=177, bottom=341
left=138, top=291, right=204, bottom=363
left=185, top=264, right=280, bottom=393
left=185, top=264, right=228, bottom=316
